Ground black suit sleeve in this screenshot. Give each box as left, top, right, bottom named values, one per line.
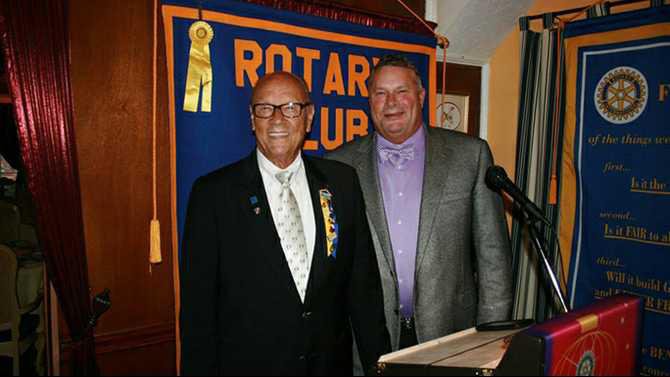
left=180, top=177, right=220, bottom=375
left=347, top=171, right=391, bottom=375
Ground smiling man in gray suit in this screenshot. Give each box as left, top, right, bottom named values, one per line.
left=326, top=55, right=513, bottom=373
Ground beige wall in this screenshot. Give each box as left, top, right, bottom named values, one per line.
left=486, top=0, right=645, bottom=179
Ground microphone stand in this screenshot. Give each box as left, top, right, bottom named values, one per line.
left=522, top=212, right=570, bottom=314
left=476, top=210, right=570, bottom=331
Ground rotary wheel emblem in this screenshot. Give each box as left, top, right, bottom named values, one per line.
left=577, top=351, right=595, bottom=376
left=594, top=66, right=647, bottom=124
left=555, top=331, right=617, bottom=375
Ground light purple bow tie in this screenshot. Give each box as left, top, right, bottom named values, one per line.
left=378, top=145, right=415, bottom=169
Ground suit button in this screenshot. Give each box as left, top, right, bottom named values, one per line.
left=302, top=311, right=312, bottom=319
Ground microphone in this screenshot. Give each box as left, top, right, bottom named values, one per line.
left=486, top=165, right=569, bottom=313
left=485, top=165, right=550, bottom=226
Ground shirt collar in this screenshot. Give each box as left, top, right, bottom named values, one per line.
left=376, top=124, right=426, bottom=151
left=257, top=149, right=303, bottom=182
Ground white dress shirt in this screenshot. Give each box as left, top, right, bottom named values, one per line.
left=257, top=150, right=316, bottom=268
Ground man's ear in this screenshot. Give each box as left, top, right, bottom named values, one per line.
left=419, top=87, right=426, bottom=109
left=250, top=109, right=255, bottom=131
left=305, top=105, right=315, bottom=133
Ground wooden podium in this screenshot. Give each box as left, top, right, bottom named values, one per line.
left=378, top=295, right=643, bottom=376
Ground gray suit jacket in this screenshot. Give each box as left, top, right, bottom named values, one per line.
left=326, top=126, right=513, bottom=352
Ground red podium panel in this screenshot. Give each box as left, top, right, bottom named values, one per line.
left=496, top=294, right=644, bottom=376
left=378, top=295, right=643, bottom=376
left=525, top=295, right=642, bottom=375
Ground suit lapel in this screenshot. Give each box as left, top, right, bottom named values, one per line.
left=354, top=136, right=397, bottom=276
left=415, top=128, right=453, bottom=274
left=303, top=156, right=328, bottom=307
left=237, top=152, right=303, bottom=303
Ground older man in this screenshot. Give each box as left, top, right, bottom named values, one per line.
left=180, top=71, right=390, bottom=376
left=327, top=55, right=513, bottom=373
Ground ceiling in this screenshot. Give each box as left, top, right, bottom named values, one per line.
left=426, top=0, right=536, bottom=65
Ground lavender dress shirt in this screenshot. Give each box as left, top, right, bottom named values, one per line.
left=376, top=126, right=425, bottom=318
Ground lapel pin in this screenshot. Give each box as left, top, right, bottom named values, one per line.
left=250, top=196, right=261, bottom=215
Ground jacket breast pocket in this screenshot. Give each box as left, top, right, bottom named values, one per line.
left=440, top=191, right=471, bottom=205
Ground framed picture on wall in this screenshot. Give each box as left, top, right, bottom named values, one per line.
left=436, top=93, right=469, bottom=133
left=435, top=62, right=481, bottom=137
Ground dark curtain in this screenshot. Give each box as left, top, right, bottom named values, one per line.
left=510, top=13, right=565, bottom=323
left=0, top=0, right=97, bottom=375
left=511, top=6, right=610, bottom=322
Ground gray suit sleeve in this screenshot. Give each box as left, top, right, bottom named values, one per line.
left=472, top=141, right=513, bottom=323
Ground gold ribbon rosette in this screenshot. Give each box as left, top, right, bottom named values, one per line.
left=319, top=189, right=338, bottom=259
left=183, top=20, right=213, bottom=112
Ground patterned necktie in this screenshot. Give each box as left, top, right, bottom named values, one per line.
left=275, top=171, right=309, bottom=302
left=378, top=144, right=415, bottom=169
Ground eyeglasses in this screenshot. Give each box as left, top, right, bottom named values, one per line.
left=251, top=102, right=312, bottom=119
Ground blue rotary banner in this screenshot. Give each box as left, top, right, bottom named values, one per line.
left=161, top=1, right=436, bottom=255
left=559, top=6, right=670, bottom=375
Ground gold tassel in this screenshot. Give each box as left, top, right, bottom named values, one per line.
left=150, top=219, right=162, bottom=264
left=150, top=0, right=162, bottom=272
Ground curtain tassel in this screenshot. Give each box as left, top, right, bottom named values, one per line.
left=149, top=0, right=161, bottom=272
left=150, top=219, right=162, bottom=265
